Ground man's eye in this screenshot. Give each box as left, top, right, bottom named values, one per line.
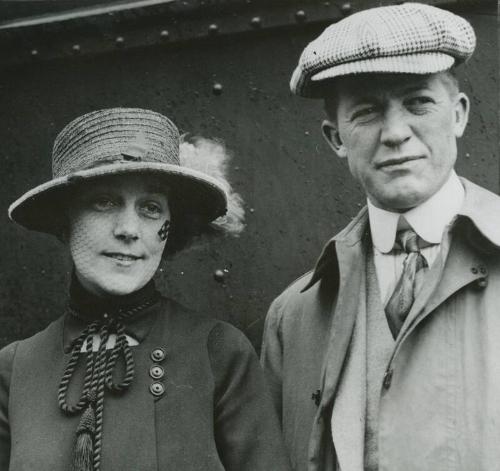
left=141, top=202, right=162, bottom=218
left=351, top=106, right=377, bottom=121
left=406, top=96, right=434, bottom=107
left=92, top=197, right=116, bottom=211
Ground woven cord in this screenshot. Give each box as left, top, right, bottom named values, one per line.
left=58, top=297, right=157, bottom=470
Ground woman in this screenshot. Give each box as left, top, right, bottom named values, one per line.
left=0, top=108, right=290, bottom=470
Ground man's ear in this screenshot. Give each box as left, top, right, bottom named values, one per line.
left=321, top=120, right=347, bottom=158
left=453, top=92, right=470, bottom=138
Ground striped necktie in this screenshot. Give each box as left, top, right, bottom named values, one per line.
left=385, top=229, right=428, bottom=339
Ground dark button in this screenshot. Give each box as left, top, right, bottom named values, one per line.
left=151, top=348, right=166, bottom=362
left=476, top=277, right=488, bottom=289
left=480, top=266, right=487, bottom=275
left=471, top=267, right=478, bottom=274
left=311, top=390, right=321, bottom=406
left=149, top=365, right=165, bottom=380
left=383, top=369, right=393, bottom=390
left=150, top=382, right=165, bottom=397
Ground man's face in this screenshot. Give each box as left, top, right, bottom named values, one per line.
left=323, top=73, right=469, bottom=211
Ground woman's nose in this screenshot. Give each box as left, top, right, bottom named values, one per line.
left=113, top=207, right=140, bottom=241
left=380, top=106, right=412, bottom=148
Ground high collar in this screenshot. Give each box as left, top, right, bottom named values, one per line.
left=368, top=171, right=464, bottom=253
left=69, top=273, right=159, bottom=320
left=303, top=177, right=500, bottom=292
left=64, top=274, right=161, bottom=352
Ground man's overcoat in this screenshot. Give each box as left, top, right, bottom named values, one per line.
left=261, top=178, right=500, bottom=471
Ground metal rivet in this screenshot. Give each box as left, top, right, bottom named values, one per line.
left=150, top=365, right=165, bottom=380
left=31, top=49, right=38, bottom=57
left=149, top=382, right=165, bottom=397
left=160, top=30, right=169, bottom=39
left=250, top=16, right=262, bottom=28
left=340, top=2, right=352, bottom=14
left=471, top=267, right=478, bottom=274
left=295, top=10, right=306, bottom=22
left=115, top=36, right=125, bottom=46
left=151, top=347, right=166, bottom=362
left=72, top=44, right=81, bottom=53
left=212, top=83, right=223, bottom=95
left=208, top=24, right=219, bottom=34
left=214, top=269, right=225, bottom=283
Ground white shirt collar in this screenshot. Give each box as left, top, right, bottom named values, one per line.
left=368, top=171, right=465, bottom=253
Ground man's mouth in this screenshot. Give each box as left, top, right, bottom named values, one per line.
left=376, top=155, right=424, bottom=169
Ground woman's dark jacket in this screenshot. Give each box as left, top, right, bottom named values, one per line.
left=0, top=282, right=290, bottom=470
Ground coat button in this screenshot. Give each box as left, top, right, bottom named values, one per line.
left=150, top=365, right=165, bottom=380
left=476, top=277, right=488, bottom=289
left=150, top=382, right=165, bottom=397
left=383, top=369, right=393, bottom=390
left=471, top=267, right=478, bottom=274
left=151, top=348, right=166, bottom=362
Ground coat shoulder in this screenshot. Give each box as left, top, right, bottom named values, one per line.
left=266, top=270, right=319, bottom=324
left=159, top=296, right=253, bottom=352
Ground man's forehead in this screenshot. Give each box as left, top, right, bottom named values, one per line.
left=334, top=73, right=435, bottom=98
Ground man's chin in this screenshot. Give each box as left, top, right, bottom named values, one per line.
left=369, top=190, right=426, bottom=212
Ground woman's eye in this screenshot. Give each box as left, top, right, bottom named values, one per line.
left=141, top=202, right=163, bottom=218
left=91, top=197, right=116, bottom=211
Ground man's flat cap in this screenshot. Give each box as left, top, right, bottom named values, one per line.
left=290, top=3, right=476, bottom=98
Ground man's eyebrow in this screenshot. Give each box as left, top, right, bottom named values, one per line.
left=399, top=83, right=430, bottom=95
left=348, top=94, right=379, bottom=105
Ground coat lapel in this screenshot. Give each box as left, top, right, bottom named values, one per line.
left=307, top=210, right=369, bottom=471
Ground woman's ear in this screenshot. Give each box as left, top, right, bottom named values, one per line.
left=321, top=120, right=347, bottom=158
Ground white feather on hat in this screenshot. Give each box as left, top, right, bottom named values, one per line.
left=179, top=135, right=245, bottom=236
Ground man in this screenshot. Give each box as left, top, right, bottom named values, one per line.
left=261, top=3, right=500, bottom=471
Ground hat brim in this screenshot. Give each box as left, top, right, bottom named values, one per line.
left=8, top=162, right=228, bottom=234
left=299, top=52, right=455, bottom=98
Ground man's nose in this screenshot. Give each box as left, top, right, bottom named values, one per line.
left=380, top=107, right=411, bottom=148
left=113, top=207, right=140, bottom=241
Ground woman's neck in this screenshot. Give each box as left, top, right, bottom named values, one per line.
left=69, top=272, right=158, bottom=319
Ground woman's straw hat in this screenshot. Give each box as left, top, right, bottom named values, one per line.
left=9, top=108, right=229, bottom=234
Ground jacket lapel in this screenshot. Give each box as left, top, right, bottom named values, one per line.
left=306, top=210, right=369, bottom=471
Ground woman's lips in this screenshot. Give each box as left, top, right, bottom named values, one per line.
left=103, top=253, right=142, bottom=262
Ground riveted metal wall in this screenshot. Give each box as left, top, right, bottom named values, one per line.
left=0, top=0, right=497, bottom=350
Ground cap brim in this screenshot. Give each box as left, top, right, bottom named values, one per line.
left=9, top=162, right=228, bottom=234
left=295, top=52, right=456, bottom=98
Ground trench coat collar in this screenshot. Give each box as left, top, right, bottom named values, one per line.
left=302, top=177, right=500, bottom=293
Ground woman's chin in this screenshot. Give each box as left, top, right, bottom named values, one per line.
left=90, top=277, right=147, bottom=297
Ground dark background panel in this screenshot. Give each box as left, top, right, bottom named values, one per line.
left=0, top=3, right=497, bottom=350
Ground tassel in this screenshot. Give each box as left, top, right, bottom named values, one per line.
left=71, top=403, right=95, bottom=471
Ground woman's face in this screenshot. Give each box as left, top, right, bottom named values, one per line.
left=67, top=174, right=170, bottom=297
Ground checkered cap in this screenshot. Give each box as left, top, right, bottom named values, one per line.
left=290, top=3, right=476, bottom=98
